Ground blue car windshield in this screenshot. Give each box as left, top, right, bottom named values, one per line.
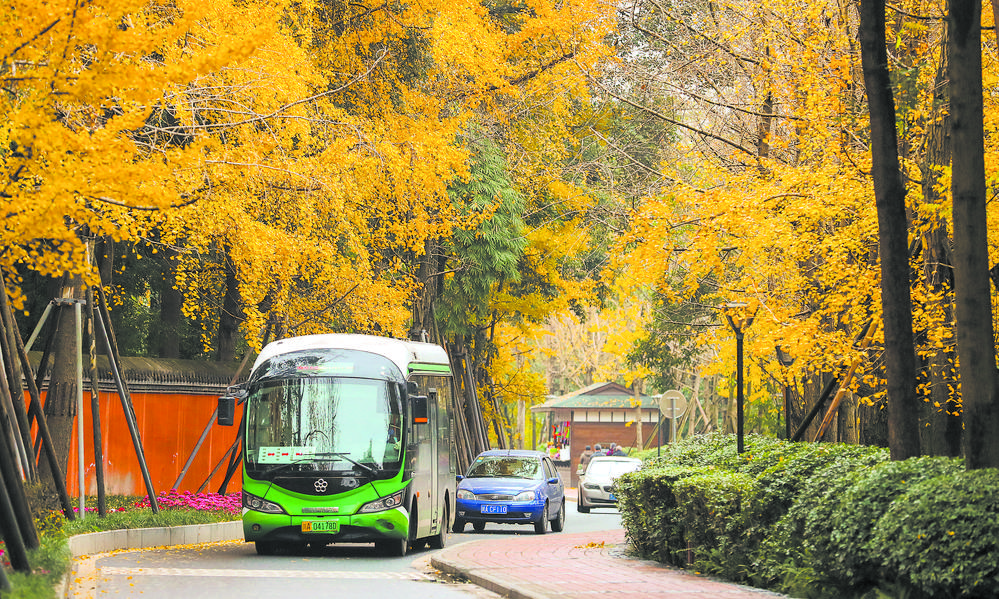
left=467, top=456, right=543, bottom=480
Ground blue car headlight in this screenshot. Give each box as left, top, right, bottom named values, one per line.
left=456, top=489, right=475, bottom=501
left=243, top=490, right=285, bottom=514
left=514, top=490, right=538, bottom=502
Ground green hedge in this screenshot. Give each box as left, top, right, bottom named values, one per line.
left=615, top=465, right=704, bottom=565
left=617, top=434, right=996, bottom=598
left=872, top=468, right=999, bottom=598
left=817, top=456, right=964, bottom=590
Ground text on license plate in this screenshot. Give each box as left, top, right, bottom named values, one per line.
left=302, top=520, right=339, bottom=533
left=481, top=504, right=508, bottom=514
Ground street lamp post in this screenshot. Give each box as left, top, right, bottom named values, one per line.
left=723, top=303, right=756, bottom=454
left=776, top=346, right=795, bottom=439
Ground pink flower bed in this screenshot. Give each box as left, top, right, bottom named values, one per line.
left=134, top=489, right=242, bottom=513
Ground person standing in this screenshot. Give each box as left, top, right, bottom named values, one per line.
left=578, top=445, right=595, bottom=473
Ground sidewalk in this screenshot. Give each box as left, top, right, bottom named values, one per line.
left=431, top=495, right=787, bottom=599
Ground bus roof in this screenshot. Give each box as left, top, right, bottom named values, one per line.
left=251, top=334, right=451, bottom=377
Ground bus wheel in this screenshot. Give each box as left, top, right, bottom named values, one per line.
left=376, top=538, right=408, bottom=557
left=255, top=541, right=277, bottom=555
left=452, top=517, right=466, bottom=533
left=429, top=504, right=448, bottom=549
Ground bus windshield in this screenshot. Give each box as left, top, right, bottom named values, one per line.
left=244, top=377, right=403, bottom=479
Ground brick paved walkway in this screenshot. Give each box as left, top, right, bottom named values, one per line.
left=431, top=529, right=788, bottom=599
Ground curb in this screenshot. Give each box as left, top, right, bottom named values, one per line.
left=431, top=538, right=544, bottom=599
left=59, top=521, right=244, bottom=598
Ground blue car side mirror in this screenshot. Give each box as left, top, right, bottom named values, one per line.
left=547, top=477, right=559, bottom=484
left=456, top=475, right=464, bottom=482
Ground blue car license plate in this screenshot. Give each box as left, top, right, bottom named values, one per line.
left=481, top=504, right=508, bottom=514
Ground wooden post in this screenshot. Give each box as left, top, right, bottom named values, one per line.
left=93, top=287, right=159, bottom=513
left=6, top=298, right=75, bottom=520
left=813, top=319, right=880, bottom=441
left=85, top=288, right=106, bottom=516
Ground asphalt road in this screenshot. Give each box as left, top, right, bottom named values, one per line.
left=83, top=501, right=623, bottom=599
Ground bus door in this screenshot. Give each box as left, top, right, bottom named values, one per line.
left=428, top=389, right=440, bottom=530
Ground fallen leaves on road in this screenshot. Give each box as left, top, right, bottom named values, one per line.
left=574, top=541, right=606, bottom=549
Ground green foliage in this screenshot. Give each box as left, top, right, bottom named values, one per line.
left=871, top=468, right=999, bottom=598
left=752, top=443, right=883, bottom=526
left=614, top=464, right=704, bottom=565
left=617, top=434, right=993, bottom=599
left=817, top=456, right=964, bottom=590
left=756, top=445, right=887, bottom=588
left=439, top=134, right=526, bottom=339
left=3, top=538, right=71, bottom=599
left=673, top=470, right=762, bottom=582
left=628, top=277, right=715, bottom=390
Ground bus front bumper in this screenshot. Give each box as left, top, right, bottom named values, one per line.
left=243, top=506, right=409, bottom=543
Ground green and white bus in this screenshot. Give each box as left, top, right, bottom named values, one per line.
left=217, top=334, right=456, bottom=556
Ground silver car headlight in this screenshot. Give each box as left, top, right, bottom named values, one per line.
left=242, top=491, right=285, bottom=514
left=457, top=489, right=475, bottom=500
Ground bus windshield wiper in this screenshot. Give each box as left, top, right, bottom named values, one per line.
left=326, top=452, right=378, bottom=477
left=260, top=452, right=377, bottom=477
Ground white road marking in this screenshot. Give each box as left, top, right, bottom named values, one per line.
left=100, top=567, right=430, bottom=580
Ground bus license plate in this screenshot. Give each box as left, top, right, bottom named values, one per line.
left=302, top=520, right=339, bottom=533
left=481, top=505, right=507, bottom=514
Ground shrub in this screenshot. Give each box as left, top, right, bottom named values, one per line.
left=871, top=468, right=999, bottom=598
left=673, top=469, right=762, bottom=582
left=756, top=444, right=887, bottom=591
left=815, top=456, right=964, bottom=589
left=733, top=437, right=813, bottom=478
left=615, top=465, right=704, bottom=565
left=754, top=443, right=880, bottom=526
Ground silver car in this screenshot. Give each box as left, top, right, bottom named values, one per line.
left=577, top=456, right=643, bottom=513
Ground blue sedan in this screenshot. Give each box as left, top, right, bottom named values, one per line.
left=453, top=449, right=566, bottom=534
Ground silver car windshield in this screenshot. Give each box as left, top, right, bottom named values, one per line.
left=586, top=460, right=641, bottom=479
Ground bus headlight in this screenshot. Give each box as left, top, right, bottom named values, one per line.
left=242, top=491, right=285, bottom=514
left=359, top=490, right=405, bottom=513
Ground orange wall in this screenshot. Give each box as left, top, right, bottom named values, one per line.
left=38, top=390, right=243, bottom=497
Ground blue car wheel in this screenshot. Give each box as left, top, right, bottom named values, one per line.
left=534, top=501, right=549, bottom=534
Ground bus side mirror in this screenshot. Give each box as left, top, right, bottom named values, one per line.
left=218, top=396, right=235, bottom=426
left=412, top=394, right=428, bottom=424
left=217, top=385, right=246, bottom=426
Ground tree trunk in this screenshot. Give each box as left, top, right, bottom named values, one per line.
left=216, top=251, right=243, bottom=363
left=156, top=250, right=183, bottom=359
left=516, top=399, right=525, bottom=449
left=838, top=392, right=859, bottom=444
left=949, top=0, right=999, bottom=469
left=757, top=91, right=774, bottom=159
left=633, top=378, right=644, bottom=449
left=36, top=278, right=83, bottom=493
left=918, top=33, right=963, bottom=457
left=859, top=0, right=921, bottom=460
